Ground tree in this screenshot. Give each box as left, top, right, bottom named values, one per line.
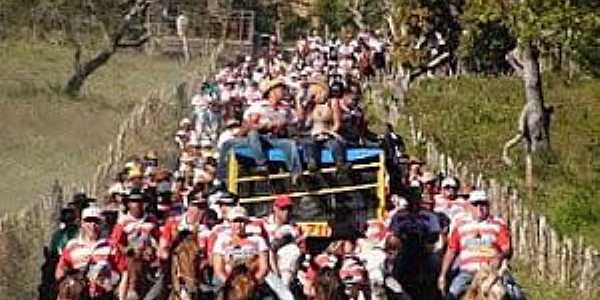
left=458, top=0, right=600, bottom=191
left=63, top=0, right=152, bottom=96
left=384, top=0, right=463, bottom=94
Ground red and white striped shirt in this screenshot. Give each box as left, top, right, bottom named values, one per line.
left=110, top=213, right=160, bottom=271
left=58, top=237, right=114, bottom=271
left=448, top=216, right=510, bottom=272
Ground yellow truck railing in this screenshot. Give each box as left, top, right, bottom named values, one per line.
left=227, top=151, right=387, bottom=237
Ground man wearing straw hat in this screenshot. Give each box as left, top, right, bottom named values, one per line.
left=217, top=78, right=303, bottom=184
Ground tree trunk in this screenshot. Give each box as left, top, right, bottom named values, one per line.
left=64, top=49, right=115, bottom=96
left=521, top=42, right=551, bottom=153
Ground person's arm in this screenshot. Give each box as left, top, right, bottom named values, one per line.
left=331, top=98, right=342, bottom=133
left=438, top=227, right=460, bottom=294
left=438, top=247, right=456, bottom=294
left=55, top=248, right=71, bottom=280
left=213, top=254, right=228, bottom=283
left=255, top=251, right=270, bottom=283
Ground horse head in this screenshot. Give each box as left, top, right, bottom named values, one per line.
left=57, top=271, right=87, bottom=300
left=223, top=265, right=259, bottom=300
left=314, top=267, right=348, bottom=300
left=463, top=265, right=507, bottom=300
left=168, top=230, right=202, bottom=300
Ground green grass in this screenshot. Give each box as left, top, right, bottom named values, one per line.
left=0, top=40, right=185, bottom=211
left=394, top=74, right=600, bottom=248
left=365, top=74, right=600, bottom=299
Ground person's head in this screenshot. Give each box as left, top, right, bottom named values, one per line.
left=441, top=177, right=459, bottom=200
left=127, top=168, right=144, bottom=188
left=469, top=190, right=491, bottom=221
left=262, top=80, right=286, bottom=103
left=126, top=192, right=145, bottom=218
left=307, top=81, right=329, bottom=104
left=203, top=209, right=219, bottom=229
left=81, top=206, right=104, bottom=240
left=273, top=194, right=293, bottom=225
left=420, top=171, right=437, bottom=195
left=187, top=193, right=208, bottom=224
left=227, top=206, right=249, bottom=237
left=217, top=192, right=238, bottom=217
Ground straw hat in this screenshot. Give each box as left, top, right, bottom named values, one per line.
left=259, top=79, right=286, bottom=97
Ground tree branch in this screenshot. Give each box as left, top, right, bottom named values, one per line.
left=410, top=51, right=450, bottom=80
left=506, top=48, right=524, bottom=77
left=347, top=0, right=365, bottom=30
left=502, top=133, right=523, bottom=166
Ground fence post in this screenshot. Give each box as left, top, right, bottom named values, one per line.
left=537, top=216, right=547, bottom=279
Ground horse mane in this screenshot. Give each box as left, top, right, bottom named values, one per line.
left=314, top=267, right=348, bottom=300
left=56, top=271, right=87, bottom=300
left=462, top=266, right=506, bottom=300
left=223, top=265, right=258, bottom=300
left=164, top=230, right=194, bottom=287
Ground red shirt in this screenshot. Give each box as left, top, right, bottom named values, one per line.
left=448, top=216, right=510, bottom=272
left=110, top=213, right=160, bottom=271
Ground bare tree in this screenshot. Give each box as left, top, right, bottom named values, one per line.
left=64, top=0, right=152, bottom=96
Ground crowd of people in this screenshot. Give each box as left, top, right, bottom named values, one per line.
left=41, top=28, right=524, bottom=300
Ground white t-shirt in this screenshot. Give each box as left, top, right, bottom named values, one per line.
left=213, top=234, right=268, bottom=271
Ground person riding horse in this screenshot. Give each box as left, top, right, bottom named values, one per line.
left=55, top=206, right=120, bottom=299
left=438, top=191, right=524, bottom=300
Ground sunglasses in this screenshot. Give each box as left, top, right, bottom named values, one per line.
left=472, top=201, right=489, bottom=207
left=83, top=217, right=102, bottom=224
left=231, top=218, right=247, bottom=223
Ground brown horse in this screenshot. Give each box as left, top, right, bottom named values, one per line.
left=313, top=267, right=348, bottom=300
left=222, top=265, right=259, bottom=300
left=167, top=231, right=204, bottom=300
left=462, top=265, right=507, bottom=300
left=57, top=271, right=88, bottom=300
left=121, top=247, right=157, bottom=300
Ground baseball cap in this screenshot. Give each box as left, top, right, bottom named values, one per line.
left=469, top=190, right=489, bottom=203
left=274, top=194, right=293, bottom=209
left=441, top=177, right=459, bottom=188
left=227, top=206, right=248, bottom=221
left=81, top=206, right=104, bottom=221
left=421, top=171, right=436, bottom=183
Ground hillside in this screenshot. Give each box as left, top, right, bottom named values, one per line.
left=0, top=41, right=183, bottom=211
left=394, top=74, right=600, bottom=248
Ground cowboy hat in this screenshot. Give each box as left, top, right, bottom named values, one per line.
left=259, top=79, right=286, bottom=97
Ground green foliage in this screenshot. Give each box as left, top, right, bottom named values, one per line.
left=395, top=74, right=600, bottom=248
left=312, top=0, right=352, bottom=33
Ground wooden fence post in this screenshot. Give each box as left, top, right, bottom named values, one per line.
left=537, top=216, right=547, bottom=279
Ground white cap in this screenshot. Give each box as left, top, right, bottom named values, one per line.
left=441, top=177, right=458, bottom=188
left=469, top=190, right=489, bottom=203
left=81, top=205, right=103, bottom=220
left=179, top=118, right=191, bottom=127
left=227, top=206, right=248, bottom=221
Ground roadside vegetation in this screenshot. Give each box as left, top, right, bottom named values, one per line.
left=396, top=74, right=600, bottom=248
left=0, top=40, right=183, bottom=211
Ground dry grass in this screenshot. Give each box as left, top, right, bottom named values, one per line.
left=0, top=40, right=184, bottom=211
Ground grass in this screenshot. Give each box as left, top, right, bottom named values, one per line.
left=365, top=73, right=600, bottom=300
left=389, top=74, right=600, bottom=248
left=0, top=40, right=185, bottom=211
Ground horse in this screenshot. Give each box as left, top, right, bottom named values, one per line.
left=166, top=230, right=205, bottom=300
left=462, top=265, right=507, bottom=300
left=222, top=265, right=260, bottom=300
left=121, top=247, right=157, bottom=300
left=56, top=271, right=88, bottom=300
left=313, top=267, right=348, bottom=300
